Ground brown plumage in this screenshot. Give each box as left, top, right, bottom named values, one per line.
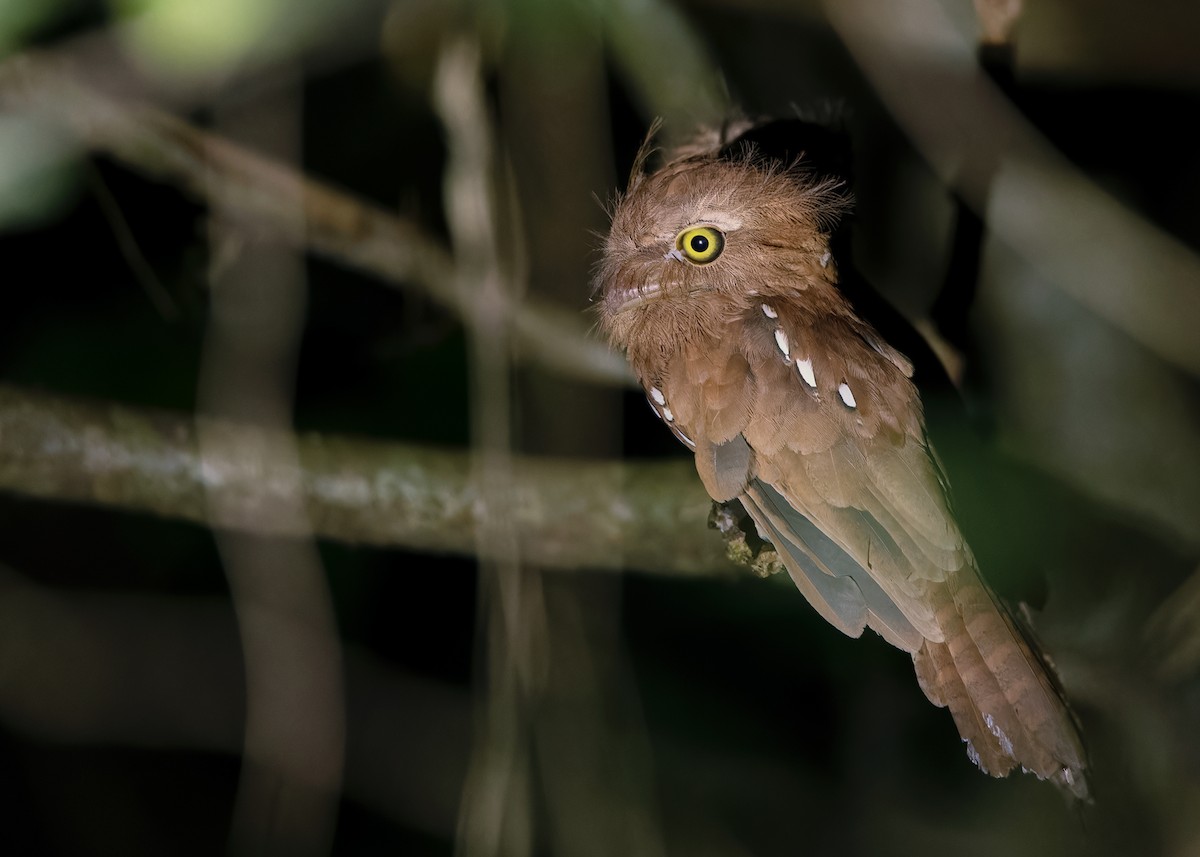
left=596, top=119, right=1089, bottom=798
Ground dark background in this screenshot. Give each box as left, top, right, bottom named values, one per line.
left=1, top=0, right=1198, bottom=854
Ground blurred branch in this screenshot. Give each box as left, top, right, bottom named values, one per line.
left=927, top=0, right=1019, bottom=373
left=600, top=0, right=728, bottom=131
left=1145, top=564, right=1200, bottom=684
left=0, top=50, right=632, bottom=388
left=0, top=569, right=469, bottom=839
left=86, top=165, right=182, bottom=319
left=436, top=37, right=541, bottom=857
left=197, top=79, right=345, bottom=857
left=973, top=0, right=1023, bottom=46
left=0, top=569, right=830, bottom=851
left=0, top=383, right=730, bottom=576
left=826, top=0, right=1200, bottom=379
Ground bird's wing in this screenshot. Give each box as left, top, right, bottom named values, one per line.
left=652, top=303, right=958, bottom=644
left=740, top=478, right=924, bottom=651
left=728, top=303, right=957, bottom=646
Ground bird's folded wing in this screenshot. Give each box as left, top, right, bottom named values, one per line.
left=742, top=479, right=924, bottom=651
left=748, top=433, right=956, bottom=647
left=744, top=433, right=1088, bottom=796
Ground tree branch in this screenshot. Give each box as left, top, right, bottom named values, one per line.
left=826, top=0, right=1200, bottom=378
left=0, top=50, right=632, bottom=388
left=0, top=383, right=730, bottom=576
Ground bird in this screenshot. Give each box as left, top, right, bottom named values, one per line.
left=595, top=117, right=1089, bottom=798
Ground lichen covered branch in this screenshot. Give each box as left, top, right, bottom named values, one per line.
left=0, top=384, right=728, bottom=576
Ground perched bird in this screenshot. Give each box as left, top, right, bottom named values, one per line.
left=595, top=118, right=1088, bottom=797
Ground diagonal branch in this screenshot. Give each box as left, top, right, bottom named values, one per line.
left=825, top=0, right=1200, bottom=378
left=0, top=50, right=632, bottom=388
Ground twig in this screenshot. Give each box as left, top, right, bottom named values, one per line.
left=86, top=165, right=181, bottom=320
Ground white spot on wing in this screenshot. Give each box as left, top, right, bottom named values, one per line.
left=796, top=357, right=816, bottom=388
left=837, top=382, right=857, bottom=409
left=774, top=329, right=790, bottom=359
left=761, top=304, right=778, bottom=319
left=662, top=406, right=674, bottom=422
left=676, top=428, right=695, bottom=448
left=649, top=386, right=666, bottom=406
left=984, top=713, right=1014, bottom=757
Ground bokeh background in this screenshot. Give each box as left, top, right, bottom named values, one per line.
left=1, top=0, right=1198, bottom=855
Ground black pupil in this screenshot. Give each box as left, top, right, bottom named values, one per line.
left=689, top=234, right=710, bottom=254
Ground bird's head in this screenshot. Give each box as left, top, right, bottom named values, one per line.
left=595, top=121, right=852, bottom=362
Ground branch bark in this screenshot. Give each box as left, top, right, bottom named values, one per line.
left=0, top=384, right=730, bottom=576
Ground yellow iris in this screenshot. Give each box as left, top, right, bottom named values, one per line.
left=675, top=225, right=724, bottom=264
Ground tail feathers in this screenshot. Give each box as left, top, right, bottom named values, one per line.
left=912, top=576, right=1089, bottom=800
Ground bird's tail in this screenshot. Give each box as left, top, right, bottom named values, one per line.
left=911, top=572, right=1090, bottom=800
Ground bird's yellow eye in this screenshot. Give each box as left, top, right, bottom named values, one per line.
left=675, top=225, right=724, bottom=264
